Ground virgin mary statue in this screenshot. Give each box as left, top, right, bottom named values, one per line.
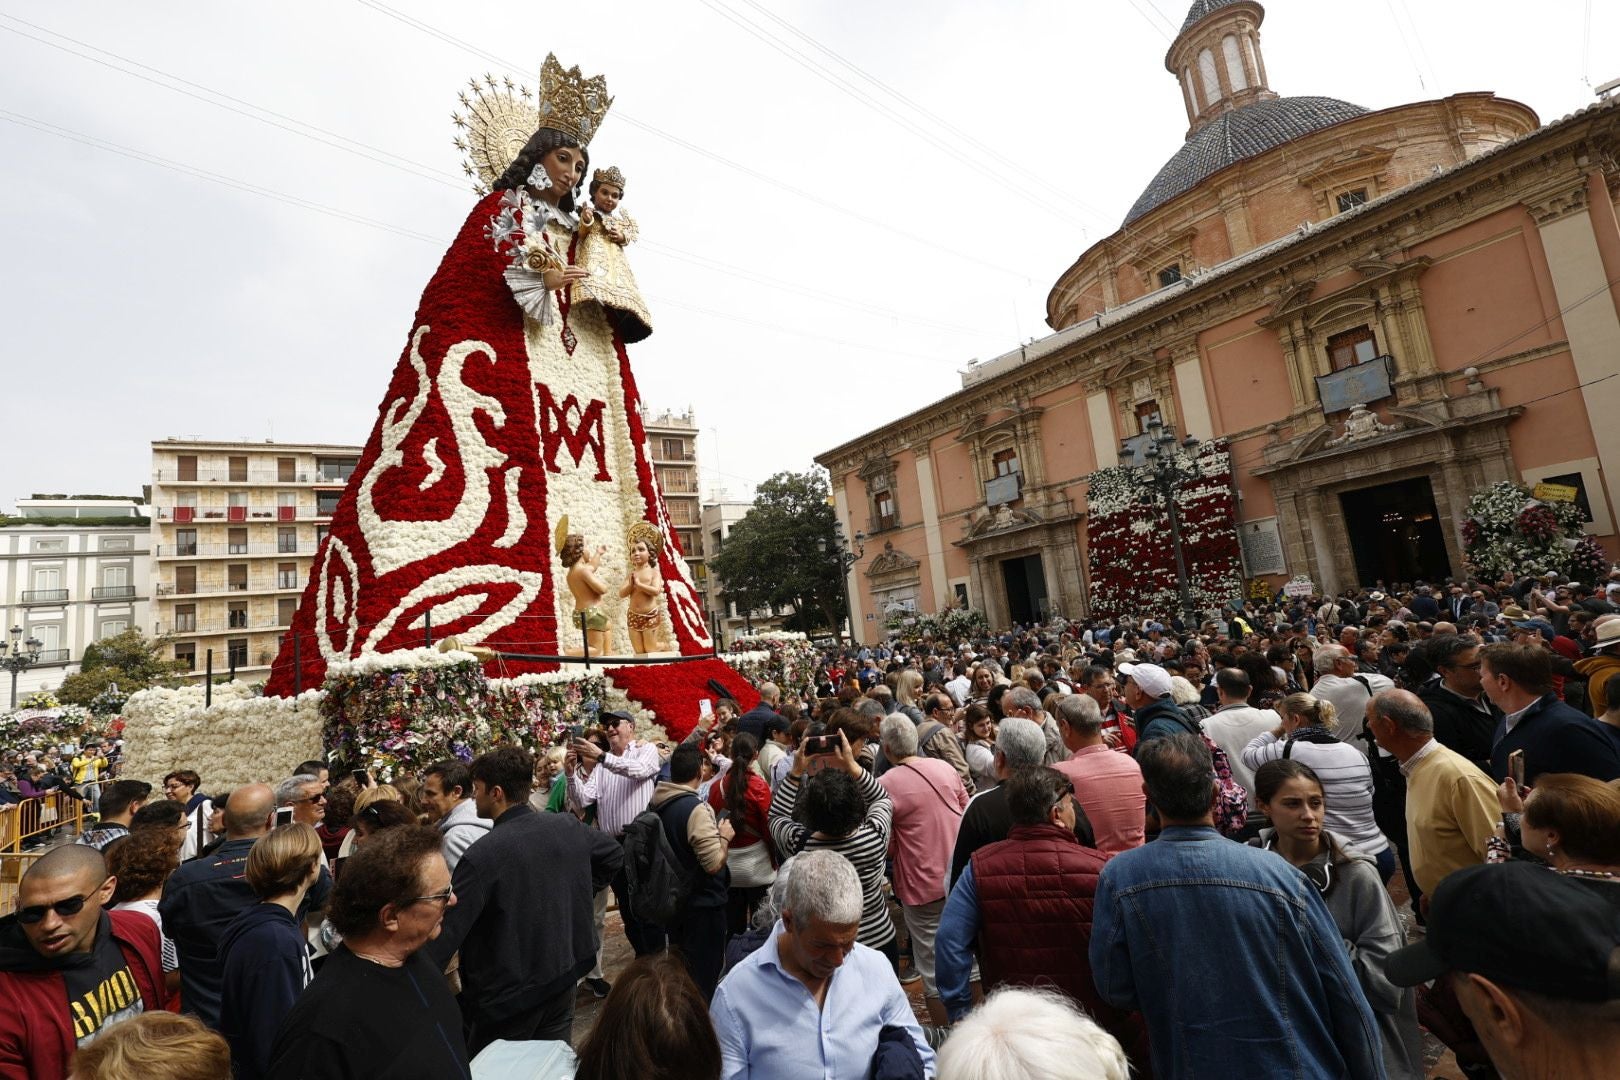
left=264, top=57, right=753, bottom=733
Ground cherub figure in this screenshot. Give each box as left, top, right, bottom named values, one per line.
left=556, top=515, right=611, bottom=656
left=577, top=165, right=632, bottom=244
left=620, top=521, right=667, bottom=655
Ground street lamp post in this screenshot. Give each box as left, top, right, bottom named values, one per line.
left=817, top=524, right=865, bottom=643
left=2, top=626, right=44, bottom=709
left=1129, top=418, right=1203, bottom=632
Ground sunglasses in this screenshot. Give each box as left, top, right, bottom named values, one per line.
left=402, top=884, right=454, bottom=908
left=294, top=792, right=327, bottom=804
left=17, top=880, right=107, bottom=924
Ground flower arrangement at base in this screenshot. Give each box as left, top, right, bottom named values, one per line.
left=723, top=632, right=818, bottom=699
left=895, top=608, right=990, bottom=643
left=320, top=649, right=606, bottom=778
left=1083, top=440, right=1245, bottom=621
left=1462, top=481, right=1602, bottom=582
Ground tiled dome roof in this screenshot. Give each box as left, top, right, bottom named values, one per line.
left=1122, top=95, right=1369, bottom=224
left=1179, top=0, right=1247, bottom=34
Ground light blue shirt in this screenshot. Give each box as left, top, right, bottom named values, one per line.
left=711, top=921, right=935, bottom=1080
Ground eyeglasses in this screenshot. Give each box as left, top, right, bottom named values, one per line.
left=17, top=880, right=107, bottom=924
left=402, top=884, right=454, bottom=907
left=293, top=792, right=327, bottom=804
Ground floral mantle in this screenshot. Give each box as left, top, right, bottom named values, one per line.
left=722, top=632, right=817, bottom=700
left=1461, top=481, right=1609, bottom=582
left=1083, top=440, right=1245, bottom=620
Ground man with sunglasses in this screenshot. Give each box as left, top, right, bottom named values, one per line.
left=160, top=784, right=331, bottom=1031
left=0, top=844, right=165, bottom=1078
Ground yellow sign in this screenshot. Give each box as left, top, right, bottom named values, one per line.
left=1533, top=482, right=1578, bottom=504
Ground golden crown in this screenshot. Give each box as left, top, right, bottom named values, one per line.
left=536, top=53, right=612, bottom=147
left=450, top=55, right=612, bottom=195
left=593, top=166, right=626, bottom=191
left=628, top=521, right=663, bottom=555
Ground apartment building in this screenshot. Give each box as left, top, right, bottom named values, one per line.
left=0, top=496, right=150, bottom=700
left=149, top=439, right=360, bottom=682
left=701, top=500, right=792, bottom=647
left=644, top=408, right=706, bottom=596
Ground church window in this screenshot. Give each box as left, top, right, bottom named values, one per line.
left=1336, top=188, right=1370, bottom=214
left=1327, top=326, right=1379, bottom=370
left=1197, top=49, right=1221, bottom=106
left=1158, top=264, right=1183, bottom=288
left=873, top=490, right=897, bottom=531
left=1222, top=35, right=1248, bottom=91
left=1135, top=399, right=1163, bottom=433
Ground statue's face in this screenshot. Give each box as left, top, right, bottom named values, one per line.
left=537, top=144, right=586, bottom=198
left=592, top=182, right=622, bottom=213
left=631, top=540, right=651, bottom=567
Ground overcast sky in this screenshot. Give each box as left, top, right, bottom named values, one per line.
left=1, top=1, right=1613, bottom=508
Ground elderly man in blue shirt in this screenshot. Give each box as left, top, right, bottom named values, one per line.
left=711, top=848, right=933, bottom=1079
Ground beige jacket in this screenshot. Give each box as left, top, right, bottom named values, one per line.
left=649, top=781, right=728, bottom=874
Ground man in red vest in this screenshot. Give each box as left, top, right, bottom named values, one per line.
left=933, top=767, right=1147, bottom=1072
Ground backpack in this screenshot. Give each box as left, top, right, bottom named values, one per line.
left=621, top=794, right=697, bottom=928
left=1170, top=712, right=1249, bottom=838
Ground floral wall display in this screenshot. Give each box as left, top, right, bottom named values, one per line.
left=724, top=632, right=818, bottom=699
left=1461, top=481, right=1610, bottom=582
left=888, top=607, right=990, bottom=643
left=0, top=705, right=95, bottom=754
left=120, top=682, right=325, bottom=792
left=1083, top=440, right=1246, bottom=620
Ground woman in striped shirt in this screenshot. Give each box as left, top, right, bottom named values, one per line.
left=768, top=730, right=897, bottom=965
left=1241, top=692, right=1395, bottom=881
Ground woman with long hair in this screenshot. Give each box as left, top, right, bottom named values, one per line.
left=706, top=733, right=775, bottom=936
left=107, top=827, right=185, bottom=1000
left=961, top=704, right=998, bottom=794
left=573, top=953, right=720, bottom=1080
left=1241, top=692, right=1394, bottom=881
left=1251, top=760, right=1423, bottom=1080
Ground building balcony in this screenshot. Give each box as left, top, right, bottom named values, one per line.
left=33, top=649, right=71, bottom=666
left=651, top=449, right=696, bottom=463
left=155, top=543, right=316, bottom=558
left=155, top=582, right=303, bottom=599
left=155, top=468, right=347, bottom=484
left=91, top=585, right=138, bottom=600
left=157, top=618, right=291, bottom=637
left=20, top=589, right=69, bottom=604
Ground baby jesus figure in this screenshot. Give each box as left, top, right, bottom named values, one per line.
left=573, top=165, right=652, bottom=342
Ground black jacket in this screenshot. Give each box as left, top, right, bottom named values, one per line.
left=219, top=904, right=307, bottom=1080
left=736, top=703, right=778, bottom=743
left=1416, top=682, right=1501, bottom=775
left=1489, top=693, right=1620, bottom=784
left=424, top=804, right=622, bottom=1023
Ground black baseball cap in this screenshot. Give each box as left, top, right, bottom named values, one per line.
left=1387, top=862, right=1620, bottom=1001
left=600, top=710, right=634, bottom=725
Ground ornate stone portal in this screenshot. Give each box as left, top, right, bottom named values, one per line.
left=955, top=499, right=1088, bottom=627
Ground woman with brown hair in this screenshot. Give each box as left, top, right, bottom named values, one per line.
left=572, top=952, right=720, bottom=1080
left=1493, top=772, right=1620, bottom=879
left=218, top=823, right=323, bottom=1080
left=66, top=1012, right=230, bottom=1080
left=961, top=704, right=999, bottom=794
left=107, top=827, right=184, bottom=998
left=707, top=733, right=775, bottom=936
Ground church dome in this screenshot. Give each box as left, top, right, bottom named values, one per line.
left=1179, top=0, right=1247, bottom=34
left=1123, top=95, right=1369, bottom=224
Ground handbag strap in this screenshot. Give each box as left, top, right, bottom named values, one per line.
left=901, top=762, right=963, bottom=817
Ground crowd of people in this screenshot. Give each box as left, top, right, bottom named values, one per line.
left=1, top=572, right=1619, bottom=1078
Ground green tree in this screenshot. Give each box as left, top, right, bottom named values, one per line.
left=708, top=470, right=845, bottom=632
left=56, top=629, right=188, bottom=706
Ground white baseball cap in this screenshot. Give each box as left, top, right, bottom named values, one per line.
left=1119, top=662, right=1172, bottom=699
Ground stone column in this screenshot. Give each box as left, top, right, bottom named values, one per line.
left=831, top=478, right=866, bottom=635
left=1527, top=180, right=1620, bottom=523
left=1087, top=389, right=1118, bottom=469
left=910, top=445, right=950, bottom=611
left=1172, top=345, right=1215, bottom=440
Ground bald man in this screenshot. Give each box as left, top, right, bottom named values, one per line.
left=0, top=845, right=165, bottom=1077
left=159, top=783, right=331, bottom=1030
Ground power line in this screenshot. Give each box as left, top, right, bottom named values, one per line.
left=695, top=0, right=1096, bottom=233
left=0, top=15, right=1008, bottom=339
left=1123, top=0, right=1175, bottom=41
left=347, top=0, right=1035, bottom=281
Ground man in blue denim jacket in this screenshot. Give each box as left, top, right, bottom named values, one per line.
left=1090, top=733, right=1386, bottom=1078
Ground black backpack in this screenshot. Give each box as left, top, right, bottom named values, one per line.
left=621, top=794, right=697, bottom=927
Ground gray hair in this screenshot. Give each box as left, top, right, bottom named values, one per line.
left=937, top=986, right=1129, bottom=1080
left=1369, top=690, right=1435, bottom=735
left=1054, top=693, right=1103, bottom=737
left=1313, top=645, right=1348, bottom=676
left=1003, top=686, right=1041, bottom=716
left=781, top=849, right=862, bottom=926
left=274, top=774, right=321, bottom=807
left=757, top=681, right=780, bottom=704
left=1168, top=675, right=1201, bottom=706
left=879, top=714, right=919, bottom=759
left=995, top=716, right=1046, bottom=768
left=855, top=697, right=888, bottom=723
left=753, top=853, right=798, bottom=931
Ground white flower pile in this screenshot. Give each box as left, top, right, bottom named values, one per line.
left=121, top=682, right=326, bottom=790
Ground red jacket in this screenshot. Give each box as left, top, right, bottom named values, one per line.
left=0, top=909, right=166, bottom=1079
left=971, top=823, right=1151, bottom=1075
